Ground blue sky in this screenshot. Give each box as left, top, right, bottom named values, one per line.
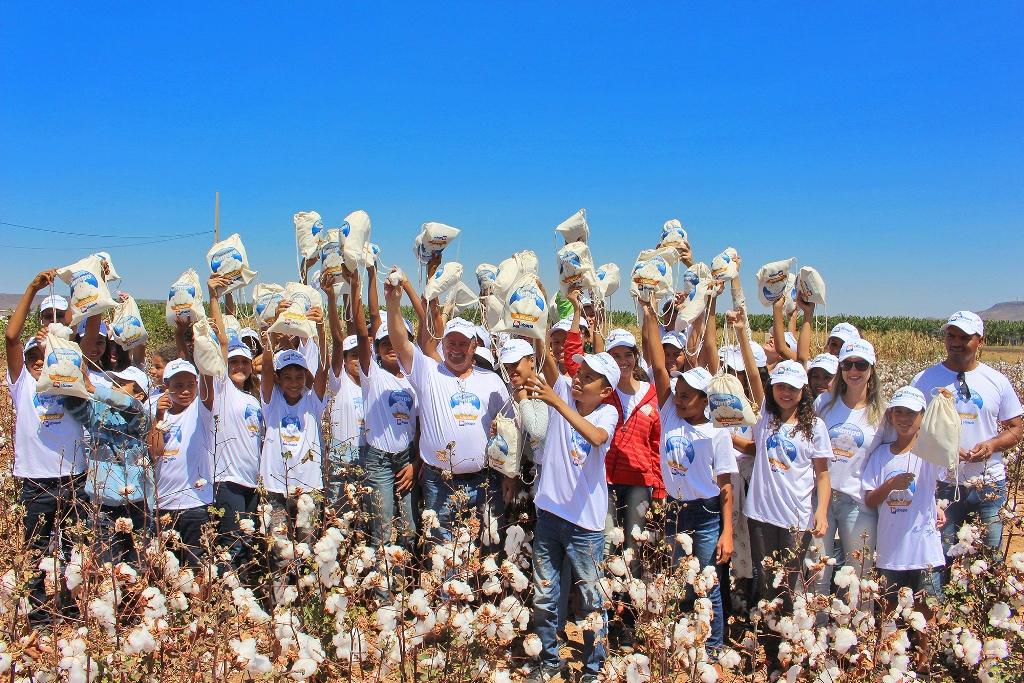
left=2, top=3, right=1021, bottom=316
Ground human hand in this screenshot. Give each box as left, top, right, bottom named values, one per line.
left=884, top=472, right=915, bottom=492
left=715, top=534, right=734, bottom=564
left=306, top=307, right=324, bottom=324
left=964, top=441, right=994, bottom=462
left=396, top=464, right=414, bottom=495
left=30, top=269, right=57, bottom=293
left=523, top=375, right=558, bottom=406
left=812, top=510, right=829, bottom=537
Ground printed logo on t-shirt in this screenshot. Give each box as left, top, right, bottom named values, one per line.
left=32, top=393, right=66, bottom=426
left=955, top=389, right=984, bottom=425
left=885, top=479, right=916, bottom=515
left=568, top=429, right=592, bottom=467
left=244, top=404, right=263, bottom=436
left=828, top=423, right=864, bottom=461
left=281, top=414, right=302, bottom=445
left=766, top=428, right=798, bottom=473
left=353, top=395, right=365, bottom=429
left=449, top=391, right=482, bottom=426
left=162, top=425, right=182, bottom=457
left=388, top=389, right=414, bottom=426
left=665, top=436, right=695, bottom=477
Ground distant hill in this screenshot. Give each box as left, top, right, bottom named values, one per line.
left=978, top=301, right=1024, bottom=322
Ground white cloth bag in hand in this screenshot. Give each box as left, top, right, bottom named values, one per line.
left=253, top=283, right=285, bottom=327
left=487, top=413, right=523, bottom=477
left=596, top=263, right=620, bottom=298
left=476, top=263, right=499, bottom=295
left=520, top=397, right=549, bottom=454
left=414, top=221, right=461, bottom=264
left=424, top=262, right=464, bottom=301
left=711, top=247, right=740, bottom=281
left=757, top=258, right=797, bottom=307
left=917, top=388, right=961, bottom=471
left=443, top=282, right=479, bottom=318
left=554, top=208, right=589, bottom=244
left=165, top=268, right=205, bottom=326
left=312, top=268, right=350, bottom=300
left=341, top=210, right=371, bottom=270
left=207, top=233, right=257, bottom=296
left=796, top=266, right=827, bottom=305
left=192, top=317, right=226, bottom=378
left=493, top=250, right=539, bottom=297
left=294, top=211, right=324, bottom=260
left=57, top=255, right=118, bottom=326
left=36, top=334, right=91, bottom=400
left=630, top=249, right=675, bottom=300
left=110, top=295, right=148, bottom=350
left=493, top=274, right=548, bottom=341
left=659, top=219, right=689, bottom=249
left=267, top=282, right=320, bottom=339
left=707, top=373, right=758, bottom=428
left=318, top=229, right=346, bottom=285
left=557, top=241, right=599, bottom=295
left=222, top=314, right=242, bottom=344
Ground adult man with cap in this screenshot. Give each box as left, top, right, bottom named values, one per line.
left=39, top=294, right=70, bottom=326
left=384, top=275, right=513, bottom=541
left=912, top=311, right=1023, bottom=559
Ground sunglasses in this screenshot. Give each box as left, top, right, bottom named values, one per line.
left=956, top=371, right=971, bottom=400
left=840, top=360, right=871, bottom=372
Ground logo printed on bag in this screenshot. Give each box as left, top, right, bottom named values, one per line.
left=828, top=423, right=865, bottom=461
left=568, top=429, right=592, bottom=467
left=281, top=414, right=302, bottom=445
left=44, top=349, right=83, bottom=387
left=388, top=390, right=414, bottom=425
left=709, top=393, right=746, bottom=426
left=210, top=246, right=244, bottom=279
left=508, top=284, right=546, bottom=329
left=112, top=316, right=144, bottom=344
left=666, top=436, right=695, bottom=477
left=449, top=391, right=482, bottom=426
left=766, top=429, right=798, bottom=472
left=33, top=393, right=66, bottom=425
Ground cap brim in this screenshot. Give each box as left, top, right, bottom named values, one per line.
left=941, top=322, right=982, bottom=336
left=771, top=377, right=807, bottom=389
left=888, top=399, right=925, bottom=412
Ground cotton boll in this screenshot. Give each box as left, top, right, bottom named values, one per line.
left=606, top=555, right=628, bottom=577
left=833, top=627, right=857, bottom=654
left=906, top=611, right=927, bottom=632
left=675, top=533, right=693, bottom=556
left=608, top=526, right=625, bottom=547
left=983, top=638, right=1009, bottom=660
left=523, top=633, right=542, bottom=657
left=988, top=602, right=1012, bottom=629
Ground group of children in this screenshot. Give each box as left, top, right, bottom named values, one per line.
left=5, top=247, right=1022, bottom=678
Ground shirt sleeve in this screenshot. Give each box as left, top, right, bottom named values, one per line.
left=810, top=418, right=832, bottom=459
left=402, top=345, right=435, bottom=394
left=712, top=428, right=740, bottom=476
left=592, top=404, right=619, bottom=445
left=65, top=395, right=98, bottom=429
left=860, top=447, right=884, bottom=499
left=564, top=330, right=584, bottom=377
left=997, top=375, right=1024, bottom=422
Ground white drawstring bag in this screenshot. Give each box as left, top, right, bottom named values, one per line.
left=476, top=263, right=499, bottom=295
left=711, top=247, right=740, bottom=281
left=443, top=282, right=480, bottom=318
left=487, top=413, right=522, bottom=477
left=318, top=229, right=346, bottom=285
left=207, top=233, right=257, bottom=296
left=164, top=268, right=205, bottom=327
left=312, top=268, right=350, bottom=299
left=482, top=294, right=504, bottom=330
left=796, top=266, right=827, bottom=305
left=676, top=279, right=712, bottom=325
left=57, top=255, right=118, bottom=326
left=192, top=317, right=226, bottom=378
left=707, top=373, right=758, bottom=428
left=36, top=334, right=91, bottom=399
left=294, top=211, right=324, bottom=260
left=495, top=275, right=548, bottom=341
left=557, top=241, right=599, bottom=295
left=596, top=263, right=620, bottom=298
left=253, top=283, right=285, bottom=327
left=384, top=267, right=406, bottom=288
left=341, top=210, right=371, bottom=270
left=47, top=323, right=73, bottom=340
left=415, top=221, right=461, bottom=264
left=267, top=282, right=319, bottom=339
left=520, top=397, right=549, bottom=453
left=110, top=295, right=148, bottom=351
left=659, top=219, right=688, bottom=249
left=682, top=262, right=712, bottom=299
left=554, top=208, right=589, bottom=244
left=782, top=273, right=798, bottom=317
left=93, top=252, right=120, bottom=281
left=364, top=242, right=381, bottom=268
left=757, top=258, right=797, bottom=307
left=630, top=250, right=674, bottom=301
left=493, top=251, right=539, bottom=296
left=917, top=388, right=961, bottom=472
left=424, top=262, right=464, bottom=301
left=223, top=314, right=242, bottom=344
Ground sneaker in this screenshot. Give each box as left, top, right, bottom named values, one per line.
left=525, top=664, right=565, bottom=683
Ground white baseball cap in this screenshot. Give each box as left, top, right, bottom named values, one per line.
left=24, top=336, right=41, bottom=355
left=828, top=322, right=860, bottom=345
left=443, top=317, right=478, bottom=340
left=551, top=316, right=589, bottom=333
left=838, top=338, right=876, bottom=365
left=720, top=342, right=768, bottom=371
left=163, top=358, right=198, bottom=381
left=887, top=386, right=926, bottom=412
left=605, top=328, right=638, bottom=351
left=110, top=366, right=150, bottom=394
left=77, top=320, right=110, bottom=337
left=572, top=352, right=621, bottom=388
left=498, top=338, right=535, bottom=365
left=273, top=349, right=310, bottom=373
left=474, top=346, right=495, bottom=368
left=475, top=326, right=492, bottom=349
left=769, top=360, right=808, bottom=389
left=239, top=327, right=261, bottom=345
left=375, top=318, right=413, bottom=341
left=342, top=335, right=359, bottom=353
left=942, top=310, right=984, bottom=337
left=808, top=353, right=839, bottom=375
left=228, top=344, right=253, bottom=360
left=39, top=295, right=68, bottom=312
left=672, top=366, right=713, bottom=393
left=661, top=331, right=685, bottom=350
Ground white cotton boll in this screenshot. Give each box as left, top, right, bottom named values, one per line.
left=983, top=638, right=1009, bottom=660
left=988, top=602, right=1012, bottom=628
left=504, top=524, right=527, bottom=560
left=523, top=633, right=542, bottom=657
left=718, top=649, right=742, bottom=669
left=624, top=653, right=651, bottom=683
left=421, top=509, right=441, bottom=530
left=1009, top=552, right=1024, bottom=572
left=607, top=555, right=628, bottom=577
left=675, top=533, right=693, bottom=556
left=481, top=555, right=499, bottom=575
left=608, top=526, right=625, bottom=547
left=288, top=658, right=318, bottom=681
left=630, top=525, right=650, bottom=543
left=443, top=579, right=474, bottom=601
left=481, top=575, right=502, bottom=595
left=696, top=662, right=718, bottom=683
left=833, top=627, right=857, bottom=655
left=906, top=611, right=927, bottom=632
left=833, top=565, right=857, bottom=589
left=971, top=559, right=989, bottom=576
left=125, top=627, right=158, bottom=654
left=491, top=669, right=512, bottom=683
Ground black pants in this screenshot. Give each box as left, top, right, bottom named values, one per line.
left=162, top=506, right=211, bottom=567
left=19, top=474, right=87, bottom=625
left=95, top=502, right=150, bottom=567
left=215, top=481, right=259, bottom=574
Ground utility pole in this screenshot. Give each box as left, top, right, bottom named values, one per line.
left=214, top=191, right=220, bottom=243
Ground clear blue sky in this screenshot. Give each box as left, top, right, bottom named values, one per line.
left=2, top=3, right=1022, bottom=316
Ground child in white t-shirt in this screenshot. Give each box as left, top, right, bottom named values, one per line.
left=525, top=352, right=619, bottom=682
left=862, top=386, right=946, bottom=670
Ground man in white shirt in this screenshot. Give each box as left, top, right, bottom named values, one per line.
left=912, top=311, right=1023, bottom=558
left=384, top=278, right=513, bottom=541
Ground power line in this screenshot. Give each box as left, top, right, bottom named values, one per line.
left=0, top=233, right=216, bottom=251
left=0, top=220, right=211, bottom=240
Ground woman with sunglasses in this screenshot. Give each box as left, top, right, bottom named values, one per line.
left=811, top=337, right=885, bottom=594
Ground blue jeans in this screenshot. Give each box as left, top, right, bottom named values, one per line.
left=421, top=465, right=505, bottom=546
left=361, top=444, right=416, bottom=548
left=938, top=479, right=1007, bottom=559
left=810, top=491, right=876, bottom=594
left=667, top=497, right=725, bottom=650
left=532, top=509, right=606, bottom=676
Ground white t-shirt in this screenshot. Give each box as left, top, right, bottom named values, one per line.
left=156, top=398, right=214, bottom=510
left=660, top=405, right=738, bottom=502
left=7, top=370, right=87, bottom=478
left=260, top=386, right=328, bottom=494
left=745, top=412, right=832, bottom=530
left=401, top=346, right=510, bottom=473
left=814, top=392, right=879, bottom=501
left=912, top=362, right=1023, bottom=483
left=328, top=368, right=365, bottom=462
left=210, top=377, right=263, bottom=488
left=534, top=375, right=619, bottom=531
left=360, top=362, right=417, bottom=454
left=89, top=369, right=113, bottom=390
left=617, top=382, right=651, bottom=420
left=861, top=444, right=945, bottom=571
